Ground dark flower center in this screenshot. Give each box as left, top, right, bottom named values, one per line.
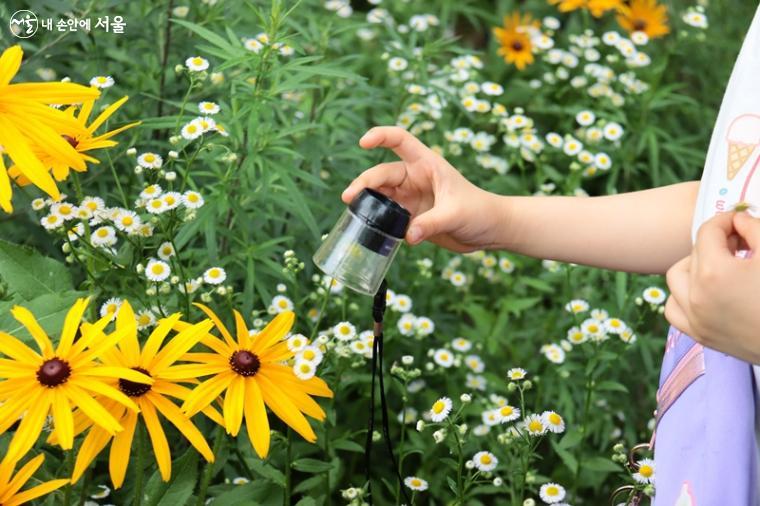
left=511, top=41, right=524, bottom=51
left=118, top=367, right=152, bottom=397
left=230, top=350, right=261, bottom=377
left=633, top=20, right=647, bottom=31
left=36, top=358, right=72, bottom=387
left=62, top=135, right=79, bottom=148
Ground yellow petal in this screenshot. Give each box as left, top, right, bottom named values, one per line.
left=68, top=376, right=139, bottom=412
left=160, top=363, right=230, bottom=381
left=223, top=375, right=245, bottom=436
left=72, top=425, right=113, bottom=484
left=0, top=154, right=12, bottom=213
left=51, top=388, right=74, bottom=450
left=2, top=453, right=43, bottom=502
left=149, top=319, right=214, bottom=373
left=182, top=371, right=234, bottom=417
left=251, top=311, right=295, bottom=354
left=148, top=391, right=214, bottom=462
left=5, top=390, right=50, bottom=464
left=63, top=383, right=123, bottom=434
left=193, top=303, right=237, bottom=350
left=140, top=314, right=182, bottom=368
left=109, top=410, right=137, bottom=488
left=87, top=95, right=129, bottom=133
left=233, top=310, right=251, bottom=349
left=5, top=479, right=70, bottom=506
left=56, top=297, right=89, bottom=357
left=255, top=374, right=316, bottom=443
left=0, top=384, right=37, bottom=435
left=244, top=377, right=270, bottom=458
left=115, top=301, right=140, bottom=364
left=0, top=116, right=58, bottom=199
left=0, top=331, right=41, bottom=364
left=10, top=305, right=54, bottom=356
left=13, top=113, right=87, bottom=171
left=260, top=364, right=333, bottom=398
left=3, top=82, right=99, bottom=103
left=0, top=46, right=23, bottom=87
left=140, top=399, right=172, bottom=481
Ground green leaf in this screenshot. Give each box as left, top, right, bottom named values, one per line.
left=595, top=380, right=629, bottom=393
left=144, top=447, right=199, bottom=506
left=295, top=498, right=317, bottom=506
left=246, top=458, right=286, bottom=488
left=583, top=456, right=622, bottom=473
left=557, top=427, right=583, bottom=450
left=0, top=291, right=87, bottom=339
left=0, top=239, right=73, bottom=301
left=615, top=272, right=627, bottom=311
left=332, top=438, right=364, bottom=453
left=550, top=440, right=579, bottom=475
left=291, top=458, right=334, bottom=473
left=210, top=481, right=283, bottom=506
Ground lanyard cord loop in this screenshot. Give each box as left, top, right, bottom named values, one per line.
left=364, top=279, right=411, bottom=504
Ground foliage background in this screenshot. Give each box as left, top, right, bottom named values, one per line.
left=0, top=0, right=756, bottom=505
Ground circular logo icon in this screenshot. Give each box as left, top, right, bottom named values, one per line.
left=9, top=10, right=38, bottom=39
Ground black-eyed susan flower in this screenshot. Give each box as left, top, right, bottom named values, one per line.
left=0, top=45, right=100, bottom=212
left=0, top=454, right=68, bottom=506
left=68, top=302, right=217, bottom=488
left=617, top=0, right=670, bottom=39
left=174, top=304, right=333, bottom=458
left=0, top=298, right=151, bottom=465
left=492, top=13, right=538, bottom=71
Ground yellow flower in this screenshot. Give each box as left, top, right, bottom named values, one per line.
left=175, top=304, right=334, bottom=458
left=0, top=454, right=68, bottom=506
left=492, top=13, right=538, bottom=71
left=68, top=302, right=217, bottom=488
left=549, top=0, right=622, bottom=17
left=617, top=0, right=670, bottom=38
left=0, top=298, right=151, bottom=465
left=0, top=45, right=99, bottom=212
left=11, top=97, right=140, bottom=183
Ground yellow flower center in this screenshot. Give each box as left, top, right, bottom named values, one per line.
left=432, top=400, right=445, bottom=414
left=529, top=420, right=543, bottom=432
left=151, top=264, right=165, bottom=275
left=546, top=486, right=559, bottom=496
left=122, top=216, right=134, bottom=226
left=411, top=478, right=421, bottom=487
left=500, top=406, right=514, bottom=416
left=208, top=268, right=221, bottom=278
left=639, top=465, right=653, bottom=478
left=192, top=57, right=203, bottom=65
left=548, top=413, right=562, bottom=425
left=144, top=154, right=155, bottom=162
left=97, top=229, right=109, bottom=237
left=303, top=350, right=315, bottom=360
left=480, top=454, right=492, bottom=465
left=299, top=363, right=312, bottom=374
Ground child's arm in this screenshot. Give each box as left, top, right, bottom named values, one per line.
left=343, top=127, right=698, bottom=275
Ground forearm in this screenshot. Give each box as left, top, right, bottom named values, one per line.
left=491, top=181, right=700, bottom=274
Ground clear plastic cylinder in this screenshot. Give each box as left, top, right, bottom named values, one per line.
left=313, top=209, right=403, bottom=295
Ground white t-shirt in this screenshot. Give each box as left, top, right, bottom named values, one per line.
left=689, top=2, right=760, bottom=488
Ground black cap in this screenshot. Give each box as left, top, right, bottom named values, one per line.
left=349, top=188, right=411, bottom=239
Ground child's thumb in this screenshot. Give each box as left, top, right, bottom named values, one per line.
left=406, top=207, right=448, bottom=245
left=734, top=211, right=760, bottom=250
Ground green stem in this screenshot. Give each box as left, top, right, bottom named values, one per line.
left=446, top=418, right=465, bottom=505
left=284, top=428, right=293, bottom=506
left=197, top=426, right=226, bottom=506
left=62, top=450, right=74, bottom=506
left=133, top=423, right=146, bottom=506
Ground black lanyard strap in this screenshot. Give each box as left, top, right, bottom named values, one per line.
left=364, top=279, right=411, bottom=504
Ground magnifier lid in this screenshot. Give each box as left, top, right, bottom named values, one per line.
left=349, top=188, right=411, bottom=239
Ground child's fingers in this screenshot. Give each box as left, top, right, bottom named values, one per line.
left=664, top=295, right=694, bottom=337
left=694, top=212, right=735, bottom=268
left=341, top=162, right=407, bottom=203
left=407, top=207, right=449, bottom=245
left=359, top=126, right=429, bottom=164
left=733, top=212, right=760, bottom=252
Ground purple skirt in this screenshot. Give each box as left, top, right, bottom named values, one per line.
left=653, top=326, right=757, bottom=505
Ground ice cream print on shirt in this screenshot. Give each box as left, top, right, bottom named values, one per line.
left=728, top=114, right=760, bottom=204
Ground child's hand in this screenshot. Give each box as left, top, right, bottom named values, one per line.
left=342, top=127, right=506, bottom=252
left=665, top=211, right=760, bottom=362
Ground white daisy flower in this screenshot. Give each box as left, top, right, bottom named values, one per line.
left=499, top=257, right=515, bottom=273
left=415, top=316, right=435, bottom=335
left=182, top=191, right=205, bottom=209
left=546, top=132, right=565, bottom=147
left=137, top=152, right=163, bottom=169
left=576, top=110, right=596, bottom=126
left=565, top=299, right=589, bottom=314
left=287, top=334, right=309, bottom=352
left=472, top=451, right=498, bottom=472
left=388, top=57, right=408, bottom=71
left=433, top=349, right=454, bottom=368
left=145, top=259, right=171, bottom=282
left=523, top=414, right=547, bottom=436
left=563, top=138, right=583, bottom=156
left=350, top=340, right=371, bottom=355
left=90, top=75, right=115, bottom=88
left=543, top=343, right=566, bottom=364
left=464, top=355, right=484, bottom=373
left=643, top=286, right=666, bottom=304
left=157, top=241, right=176, bottom=260
left=293, top=360, right=316, bottom=380
left=198, top=101, right=220, bottom=115
left=540, top=482, right=567, bottom=503
left=91, top=226, right=117, bottom=247
left=243, top=37, right=263, bottom=53
left=296, top=345, right=324, bottom=365
left=333, top=321, right=356, bottom=341
left=683, top=11, right=708, bottom=29
left=140, top=185, right=162, bottom=200
left=99, top=297, right=123, bottom=320
left=40, top=213, right=64, bottom=230
left=450, top=271, right=467, bottom=287
left=581, top=318, right=604, bottom=336
left=185, top=56, right=209, bottom=71
left=591, top=308, right=609, bottom=321
left=397, top=313, right=416, bottom=335
left=50, top=202, right=77, bottom=220
left=482, top=409, right=501, bottom=426
left=404, top=476, right=428, bottom=491
left=181, top=120, right=203, bottom=140
left=542, top=411, right=566, bottom=433
left=604, top=317, right=627, bottom=334
left=136, top=309, right=157, bottom=330
left=146, top=198, right=168, bottom=214
left=392, top=294, right=412, bottom=313
left=429, top=397, right=452, bottom=422
left=603, top=122, right=624, bottom=141
left=566, top=326, right=587, bottom=345
left=195, top=116, right=216, bottom=132
left=481, top=82, right=504, bottom=96
left=498, top=404, right=520, bottom=423
left=633, top=458, right=655, bottom=484
left=161, top=192, right=182, bottom=210
left=473, top=424, right=490, bottom=436
left=466, top=373, right=487, bottom=391
left=594, top=152, right=612, bottom=170
left=451, top=337, right=472, bottom=352
left=114, top=210, right=141, bottom=233
left=507, top=368, right=527, bottom=381
left=270, top=294, right=293, bottom=313
left=31, top=198, right=47, bottom=211
left=203, top=267, right=227, bottom=285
